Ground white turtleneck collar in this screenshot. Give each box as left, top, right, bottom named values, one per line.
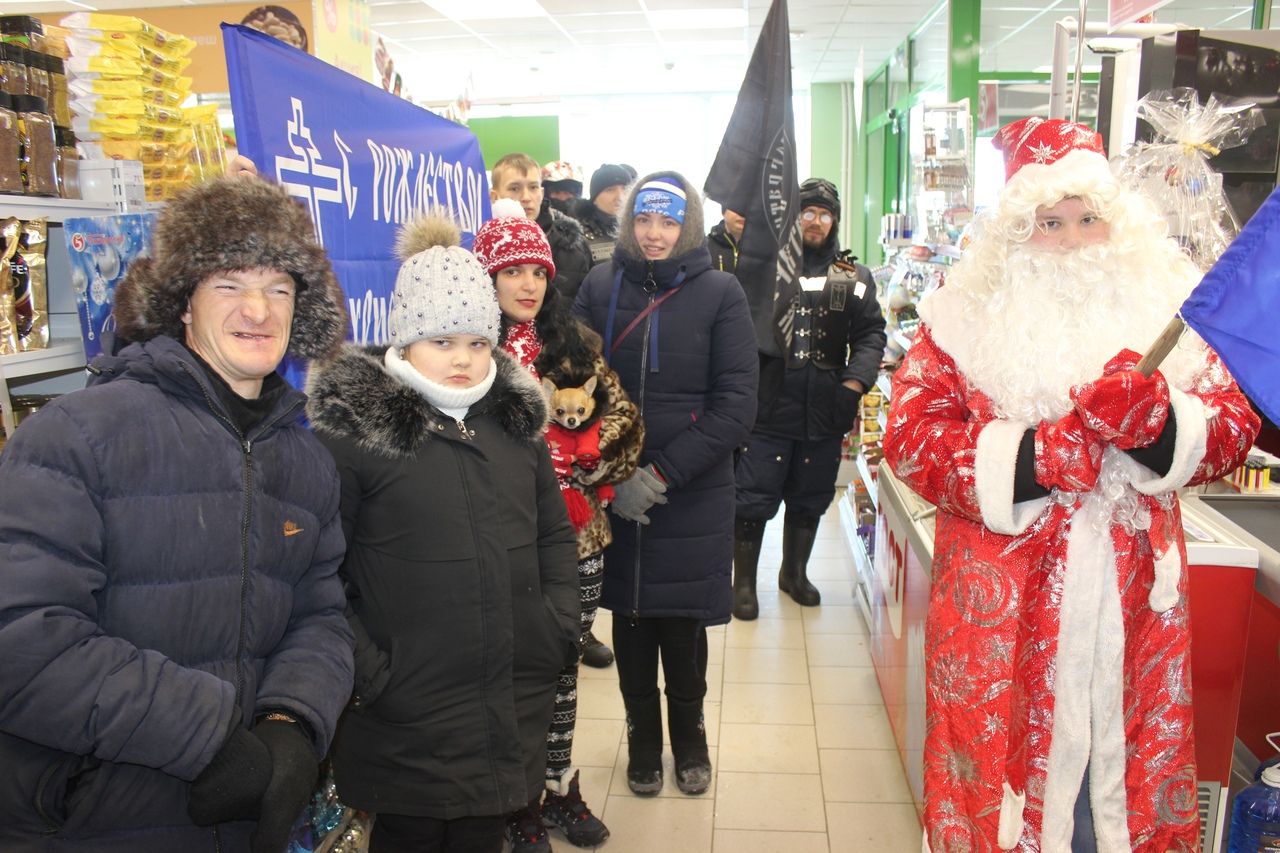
left=384, top=346, right=497, bottom=422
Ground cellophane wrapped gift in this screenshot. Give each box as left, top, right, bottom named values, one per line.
left=1115, top=87, right=1263, bottom=270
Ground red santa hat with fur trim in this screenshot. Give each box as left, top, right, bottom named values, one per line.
left=992, top=117, right=1111, bottom=208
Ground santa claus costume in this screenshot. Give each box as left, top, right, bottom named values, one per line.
left=883, top=118, right=1259, bottom=852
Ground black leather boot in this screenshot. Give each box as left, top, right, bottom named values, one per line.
left=667, top=698, right=711, bottom=795
left=623, top=696, right=664, bottom=796
left=732, top=516, right=766, bottom=621
left=778, top=513, right=821, bottom=606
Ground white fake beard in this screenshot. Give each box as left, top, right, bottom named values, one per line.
left=955, top=240, right=1206, bottom=425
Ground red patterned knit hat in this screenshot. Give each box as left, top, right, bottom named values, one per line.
left=472, top=198, right=557, bottom=279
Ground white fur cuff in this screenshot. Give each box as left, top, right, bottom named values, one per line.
left=976, top=419, right=1049, bottom=535
left=998, top=781, right=1027, bottom=850
left=545, top=766, right=578, bottom=796
left=1130, top=387, right=1207, bottom=495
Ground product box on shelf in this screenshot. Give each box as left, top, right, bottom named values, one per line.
left=63, top=212, right=157, bottom=360
left=77, top=159, right=145, bottom=212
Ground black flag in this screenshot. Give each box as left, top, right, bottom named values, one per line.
left=704, top=0, right=801, bottom=360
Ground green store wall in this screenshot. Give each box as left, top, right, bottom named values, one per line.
left=810, top=83, right=858, bottom=253
left=468, top=116, right=560, bottom=173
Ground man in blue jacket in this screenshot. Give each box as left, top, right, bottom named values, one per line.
left=0, top=177, right=355, bottom=852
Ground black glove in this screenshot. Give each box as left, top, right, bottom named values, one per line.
left=250, top=718, right=320, bottom=853
left=187, top=711, right=272, bottom=826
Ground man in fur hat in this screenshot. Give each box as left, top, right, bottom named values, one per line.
left=0, top=177, right=355, bottom=852
left=883, top=118, right=1259, bottom=851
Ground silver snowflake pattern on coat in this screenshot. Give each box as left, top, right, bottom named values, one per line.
left=881, top=324, right=1258, bottom=851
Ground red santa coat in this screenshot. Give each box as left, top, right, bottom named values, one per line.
left=884, top=325, right=1258, bottom=852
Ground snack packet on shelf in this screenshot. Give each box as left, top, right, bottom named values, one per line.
left=0, top=219, right=17, bottom=355
left=17, top=220, right=49, bottom=351
left=59, top=13, right=195, bottom=58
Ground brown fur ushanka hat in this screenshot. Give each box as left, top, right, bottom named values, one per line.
left=113, top=177, right=348, bottom=359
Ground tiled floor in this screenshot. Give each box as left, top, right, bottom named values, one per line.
left=546, top=500, right=923, bottom=852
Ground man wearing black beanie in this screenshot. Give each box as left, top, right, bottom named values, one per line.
left=731, top=177, right=887, bottom=618
left=575, top=163, right=635, bottom=267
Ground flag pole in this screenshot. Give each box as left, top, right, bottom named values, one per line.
left=1135, top=315, right=1186, bottom=377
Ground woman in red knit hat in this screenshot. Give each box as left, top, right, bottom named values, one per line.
left=473, top=199, right=644, bottom=853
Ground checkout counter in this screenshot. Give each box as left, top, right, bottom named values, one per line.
left=839, top=467, right=1278, bottom=853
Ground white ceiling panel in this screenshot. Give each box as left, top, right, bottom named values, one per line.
left=558, top=12, right=651, bottom=30
left=570, top=29, right=659, bottom=46
left=370, top=3, right=445, bottom=24
left=644, top=0, right=744, bottom=9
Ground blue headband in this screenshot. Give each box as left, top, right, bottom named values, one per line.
left=633, top=179, right=687, bottom=224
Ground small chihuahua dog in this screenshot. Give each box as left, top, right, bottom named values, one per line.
left=542, top=375, right=598, bottom=429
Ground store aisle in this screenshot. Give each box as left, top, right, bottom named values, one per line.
left=555, top=498, right=923, bottom=853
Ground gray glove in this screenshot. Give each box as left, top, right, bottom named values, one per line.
left=611, top=465, right=668, bottom=525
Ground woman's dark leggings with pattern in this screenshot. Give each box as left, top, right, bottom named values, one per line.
left=545, top=552, right=604, bottom=783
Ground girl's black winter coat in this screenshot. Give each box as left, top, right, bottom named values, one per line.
left=307, top=345, right=580, bottom=818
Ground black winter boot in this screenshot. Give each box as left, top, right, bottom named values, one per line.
left=667, top=698, right=712, bottom=795
left=732, top=517, right=766, bottom=621
left=778, top=514, right=821, bottom=606
left=623, top=696, right=664, bottom=796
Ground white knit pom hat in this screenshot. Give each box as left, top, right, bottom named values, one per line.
left=389, top=211, right=501, bottom=348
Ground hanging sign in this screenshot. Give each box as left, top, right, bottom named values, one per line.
left=1109, top=0, right=1173, bottom=29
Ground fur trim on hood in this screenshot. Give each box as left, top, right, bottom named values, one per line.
left=113, top=177, right=347, bottom=360
left=541, top=203, right=587, bottom=250
left=616, top=170, right=705, bottom=262
left=307, top=344, right=548, bottom=458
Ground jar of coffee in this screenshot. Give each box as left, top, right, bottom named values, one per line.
left=23, top=49, right=49, bottom=102
left=14, top=94, right=56, bottom=196
left=55, top=125, right=78, bottom=199
left=47, top=55, right=69, bottom=128
left=0, top=17, right=45, bottom=53
left=0, top=43, right=26, bottom=97
left=0, top=91, right=20, bottom=194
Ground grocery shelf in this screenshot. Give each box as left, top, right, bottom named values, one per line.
left=0, top=195, right=116, bottom=224
left=876, top=372, right=893, bottom=400
left=0, top=338, right=87, bottom=380
left=856, top=451, right=878, bottom=509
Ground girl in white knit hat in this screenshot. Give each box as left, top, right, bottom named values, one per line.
left=307, top=211, right=581, bottom=853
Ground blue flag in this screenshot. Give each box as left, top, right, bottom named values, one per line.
left=1181, top=186, right=1280, bottom=424
left=222, top=23, right=490, bottom=358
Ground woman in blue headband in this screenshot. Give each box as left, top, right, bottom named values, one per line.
left=572, top=171, right=759, bottom=797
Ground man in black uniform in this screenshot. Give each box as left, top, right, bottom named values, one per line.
left=574, top=163, right=635, bottom=268
left=732, top=178, right=886, bottom=618
left=707, top=208, right=745, bottom=273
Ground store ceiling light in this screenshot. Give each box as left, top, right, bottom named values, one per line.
left=646, top=9, right=748, bottom=30
left=425, top=0, right=548, bottom=20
